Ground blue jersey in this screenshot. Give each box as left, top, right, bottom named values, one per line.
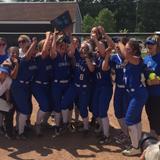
left=34, top=55, right=52, bottom=82
left=93, top=55, right=112, bottom=87
left=123, top=61, right=143, bottom=89
left=110, top=53, right=125, bottom=85
left=73, top=50, right=91, bottom=85
left=0, top=53, right=8, bottom=64
left=15, top=57, right=37, bottom=82
left=143, top=53, right=160, bottom=96
left=52, top=53, right=72, bottom=81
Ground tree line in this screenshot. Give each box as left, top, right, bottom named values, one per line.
left=6, top=0, right=160, bottom=32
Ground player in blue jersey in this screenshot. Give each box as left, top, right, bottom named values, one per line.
left=60, top=40, right=95, bottom=136
left=143, top=35, right=160, bottom=140
left=31, top=32, right=53, bottom=136
left=50, top=31, right=72, bottom=135
left=91, top=26, right=114, bottom=144
left=11, top=37, right=37, bottom=139
left=110, top=37, right=129, bottom=142
left=0, top=37, right=8, bottom=64
left=118, top=39, right=148, bottom=156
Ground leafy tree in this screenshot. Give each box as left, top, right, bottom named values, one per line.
left=136, top=0, right=160, bottom=32
left=94, top=8, right=116, bottom=32
left=82, top=14, right=95, bottom=32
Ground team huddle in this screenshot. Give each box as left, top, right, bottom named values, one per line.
left=0, top=25, right=160, bottom=157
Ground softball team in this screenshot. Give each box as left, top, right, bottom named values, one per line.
left=0, top=27, right=159, bottom=157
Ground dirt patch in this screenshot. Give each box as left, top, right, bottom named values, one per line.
left=0, top=96, right=149, bottom=160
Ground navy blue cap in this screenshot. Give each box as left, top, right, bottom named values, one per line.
left=145, top=37, right=157, bottom=45
left=112, top=36, right=120, bottom=43
left=0, top=66, right=10, bottom=74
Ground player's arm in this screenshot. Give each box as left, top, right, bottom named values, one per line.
left=102, top=53, right=110, bottom=71
left=10, top=58, right=19, bottom=79
left=50, top=29, right=58, bottom=59
left=118, top=42, right=140, bottom=65
left=25, top=37, right=38, bottom=60
left=41, top=31, right=52, bottom=58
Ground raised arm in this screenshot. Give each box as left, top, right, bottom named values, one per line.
left=10, top=58, right=19, bottom=79
left=118, top=41, right=140, bottom=65
left=25, top=37, right=38, bottom=60
left=41, top=32, right=52, bottom=58
left=102, top=53, right=110, bottom=71
left=50, top=29, right=58, bottom=59
left=91, top=33, right=106, bottom=55
left=98, top=26, right=115, bottom=54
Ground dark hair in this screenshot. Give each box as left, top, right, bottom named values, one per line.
left=128, top=39, right=141, bottom=56
left=121, top=37, right=129, bottom=45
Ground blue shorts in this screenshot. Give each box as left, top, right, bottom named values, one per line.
left=92, top=85, right=113, bottom=118
left=11, top=81, right=32, bottom=115
left=51, top=82, right=69, bottom=112
left=31, top=83, right=51, bottom=112
left=114, top=87, right=128, bottom=119
left=61, top=84, right=90, bottom=118
left=125, top=87, right=148, bottom=126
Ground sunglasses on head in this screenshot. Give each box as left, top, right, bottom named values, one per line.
left=18, top=40, right=26, bottom=44
left=0, top=43, right=6, bottom=47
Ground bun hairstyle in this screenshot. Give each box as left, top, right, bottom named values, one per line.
left=128, top=38, right=141, bottom=56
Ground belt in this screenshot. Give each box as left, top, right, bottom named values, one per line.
left=35, top=81, right=49, bottom=85
left=116, top=84, right=125, bottom=88
left=75, top=83, right=87, bottom=88
left=19, top=80, right=30, bottom=84
left=126, top=84, right=143, bottom=93
left=54, top=80, right=69, bottom=84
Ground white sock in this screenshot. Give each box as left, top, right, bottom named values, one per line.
left=55, top=112, right=61, bottom=126
left=83, top=117, right=89, bottom=130
left=0, top=113, right=4, bottom=127
left=128, top=124, right=139, bottom=148
left=137, top=122, right=142, bottom=142
left=62, top=109, right=69, bottom=124
left=118, top=118, right=128, bottom=136
left=101, top=117, right=110, bottom=137
left=19, top=113, right=27, bottom=135
left=36, top=109, right=46, bottom=125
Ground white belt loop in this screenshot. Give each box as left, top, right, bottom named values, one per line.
left=75, top=83, right=87, bottom=88
left=19, top=80, right=29, bottom=84
left=54, top=80, right=69, bottom=84
left=117, top=84, right=125, bottom=88
left=35, top=81, right=48, bottom=85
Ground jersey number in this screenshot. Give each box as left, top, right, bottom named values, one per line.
left=80, top=74, right=84, bottom=80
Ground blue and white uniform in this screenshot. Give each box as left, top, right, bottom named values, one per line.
left=124, top=60, right=148, bottom=125
left=51, top=52, right=72, bottom=112
left=92, top=55, right=113, bottom=118
left=11, top=57, right=36, bottom=115
left=110, top=53, right=128, bottom=119
left=61, top=50, right=91, bottom=118
left=144, top=53, right=160, bottom=134
left=31, top=55, right=52, bottom=112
